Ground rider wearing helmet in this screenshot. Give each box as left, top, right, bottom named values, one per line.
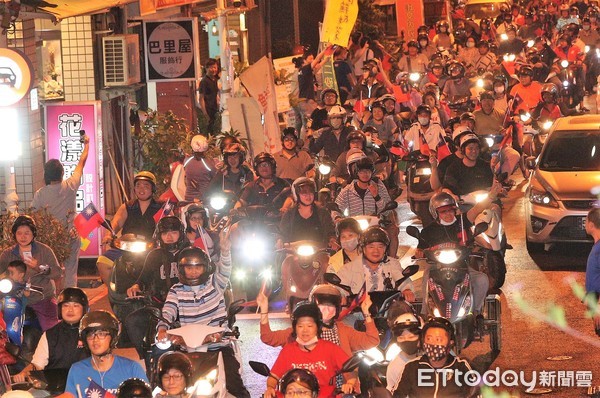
left=235, top=152, right=290, bottom=211
left=328, top=226, right=415, bottom=301
left=363, top=100, right=398, bottom=146
left=309, top=88, right=340, bottom=130
left=184, top=134, right=216, bottom=203
left=394, top=317, right=474, bottom=397
left=0, top=215, right=62, bottom=331
left=532, top=83, right=566, bottom=120
left=265, top=302, right=357, bottom=398
left=274, top=127, right=314, bottom=181
left=207, top=142, right=254, bottom=198
left=397, top=40, right=429, bottom=74
left=184, top=204, right=218, bottom=258
left=65, top=310, right=147, bottom=397
left=433, top=20, right=454, bottom=49
left=473, top=40, right=497, bottom=72
left=442, top=61, right=473, bottom=101
left=116, top=379, right=152, bottom=398
left=13, top=288, right=90, bottom=383
left=498, top=24, right=525, bottom=54
left=156, top=351, right=193, bottom=396
left=279, top=177, right=336, bottom=248
left=308, top=104, right=353, bottom=162
left=509, top=65, right=543, bottom=112
left=157, top=236, right=250, bottom=398
left=279, top=368, right=320, bottom=398
left=418, top=33, right=436, bottom=58
left=403, top=104, right=444, bottom=153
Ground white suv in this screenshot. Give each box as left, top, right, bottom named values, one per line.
left=524, top=115, right=600, bottom=253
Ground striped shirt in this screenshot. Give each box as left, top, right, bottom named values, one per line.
left=335, top=179, right=392, bottom=217
left=158, top=251, right=231, bottom=330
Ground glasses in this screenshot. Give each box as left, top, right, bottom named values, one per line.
left=86, top=331, right=111, bottom=340
left=285, top=389, right=312, bottom=397
left=283, top=137, right=296, bottom=142
left=161, top=374, right=185, bottom=382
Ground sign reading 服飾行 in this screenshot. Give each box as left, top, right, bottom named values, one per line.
left=144, top=19, right=199, bottom=82
left=45, top=102, right=104, bottom=257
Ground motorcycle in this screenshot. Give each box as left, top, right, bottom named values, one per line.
left=458, top=189, right=507, bottom=289
left=446, top=95, right=475, bottom=117
left=402, top=151, right=434, bottom=227
left=350, top=201, right=399, bottom=232
left=279, top=241, right=332, bottom=311
left=206, top=190, right=237, bottom=232
left=523, top=116, right=552, bottom=158
left=147, top=300, right=245, bottom=397
left=548, top=58, right=584, bottom=110
left=406, top=224, right=502, bottom=353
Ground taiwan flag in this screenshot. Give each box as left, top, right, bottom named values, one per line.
left=153, top=199, right=174, bottom=223
left=436, top=133, right=452, bottom=162
left=74, top=203, right=105, bottom=238
left=418, top=131, right=431, bottom=156
left=85, top=379, right=115, bottom=398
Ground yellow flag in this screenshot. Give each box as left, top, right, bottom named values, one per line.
left=80, top=237, right=91, bottom=251
left=321, top=0, right=358, bottom=47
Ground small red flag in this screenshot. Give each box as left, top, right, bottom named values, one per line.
left=86, top=379, right=116, bottom=398
left=74, top=203, right=104, bottom=238
left=338, top=282, right=366, bottom=320
left=436, top=133, right=452, bottom=162
left=392, top=84, right=411, bottom=103
left=153, top=199, right=174, bottom=223
left=418, top=131, right=431, bottom=156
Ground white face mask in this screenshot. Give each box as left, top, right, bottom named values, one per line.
left=466, top=41, right=475, bottom=48
left=341, top=237, right=359, bottom=252
left=439, top=216, right=457, bottom=226
left=296, top=336, right=319, bottom=346
left=494, top=86, right=505, bottom=94
left=418, top=117, right=430, bottom=126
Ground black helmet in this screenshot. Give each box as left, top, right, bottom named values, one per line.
left=155, top=216, right=185, bottom=251
left=370, top=100, right=384, bottom=111
left=57, top=288, right=89, bottom=321
left=133, top=171, right=157, bottom=193
left=309, top=284, right=342, bottom=320
left=417, top=25, right=429, bottom=35
left=184, top=204, right=208, bottom=232
left=447, top=61, right=465, bottom=79
left=435, top=20, right=449, bottom=33
left=541, top=83, right=558, bottom=102
left=281, top=127, right=299, bottom=142
left=416, top=104, right=432, bottom=116
left=156, top=351, right=193, bottom=390
left=116, top=379, right=152, bottom=398
left=518, top=65, right=534, bottom=77
left=335, top=217, right=362, bottom=238
left=79, top=310, right=120, bottom=350
left=417, top=34, right=429, bottom=44
left=11, top=215, right=37, bottom=241
left=320, top=88, right=338, bottom=103
left=291, top=301, right=322, bottom=337
left=177, top=247, right=214, bottom=286
left=420, top=317, right=456, bottom=350
left=292, top=177, right=316, bottom=203
left=222, top=143, right=246, bottom=165
left=355, top=157, right=375, bottom=174
left=428, top=191, right=458, bottom=220
left=279, top=368, right=319, bottom=398
left=407, top=40, right=419, bottom=49
left=253, top=152, right=277, bottom=174
left=361, top=226, right=390, bottom=248
left=346, top=130, right=366, bottom=149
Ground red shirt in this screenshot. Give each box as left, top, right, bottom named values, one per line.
left=271, top=340, right=350, bottom=397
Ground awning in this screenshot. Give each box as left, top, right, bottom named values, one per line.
left=37, top=0, right=137, bottom=20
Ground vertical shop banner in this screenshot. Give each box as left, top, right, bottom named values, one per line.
left=239, top=56, right=282, bottom=154
left=396, top=0, right=425, bottom=41
left=144, top=19, right=199, bottom=82
left=321, top=0, right=358, bottom=47
left=320, top=48, right=339, bottom=102
left=45, top=102, right=104, bottom=258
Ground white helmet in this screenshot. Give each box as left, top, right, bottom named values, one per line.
left=191, top=135, right=209, bottom=153
left=328, top=105, right=347, bottom=118
left=346, top=149, right=367, bottom=175
left=452, top=125, right=473, bottom=145
left=459, top=133, right=481, bottom=150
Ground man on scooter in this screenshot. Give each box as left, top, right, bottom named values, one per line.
left=328, top=226, right=416, bottom=301
left=235, top=152, right=290, bottom=212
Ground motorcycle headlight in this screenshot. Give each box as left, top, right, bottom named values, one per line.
left=318, top=163, right=332, bottom=175
left=562, top=80, right=569, bottom=87
left=363, top=347, right=385, bottom=365
left=476, top=78, right=484, bottom=88
left=484, top=137, right=495, bottom=148
left=433, top=249, right=461, bottom=264
left=500, top=33, right=508, bottom=41
left=356, top=218, right=370, bottom=231
left=235, top=269, right=246, bottom=281
left=542, top=120, right=553, bottom=131
left=385, top=343, right=402, bottom=361
left=560, top=60, right=569, bottom=68
left=585, top=45, right=590, bottom=54
left=155, top=337, right=172, bottom=350
left=474, top=192, right=489, bottom=203
left=242, top=236, right=266, bottom=261
left=527, top=40, right=535, bottom=48
left=433, top=308, right=442, bottom=318
left=0, top=279, right=13, bottom=294
left=520, top=112, right=531, bottom=123
left=297, top=245, right=316, bottom=257
left=210, top=196, right=227, bottom=211
left=409, top=73, right=421, bottom=82
left=192, top=368, right=218, bottom=395
left=117, top=240, right=151, bottom=253
left=529, top=187, right=559, bottom=208
left=416, top=167, right=432, bottom=176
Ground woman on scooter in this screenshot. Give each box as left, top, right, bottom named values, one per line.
left=0, top=215, right=63, bottom=331
left=154, top=352, right=193, bottom=397
left=328, top=218, right=363, bottom=273
left=184, top=204, right=217, bottom=260
left=263, top=302, right=357, bottom=398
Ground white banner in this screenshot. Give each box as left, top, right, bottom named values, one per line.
left=239, top=56, right=281, bottom=153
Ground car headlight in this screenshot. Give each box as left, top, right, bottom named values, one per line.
left=318, top=163, right=332, bottom=175
left=363, top=347, right=385, bottom=365
left=210, top=196, right=227, bottom=211
left=385, top=343, right=401, bottom=361
left=192, top=368, right=218, bottom=395
left=409, top=73, right=421, bottom=82
left=0, top=279, right=13, bottom=294
left=297, top=244, right=316, bottom=257
left=484, top=137, right=495, bottom=148
left=542, top=120, right=553, bottom=131
left=529, top=187, right=559, bottom=208
left=416, top=167, right=432, bottom=176
left=560, top=59, right=569, bottom=68
left=434, top=249, right=461, bottom=264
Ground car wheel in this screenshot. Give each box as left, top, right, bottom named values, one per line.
left=526, top=238, right=544, bottom=254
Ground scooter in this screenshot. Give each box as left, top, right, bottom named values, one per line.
left=458, top=190, right=507, bottom=289
left=279, top=241, right=332, bottom=311
left=402, top=151, right=435, bottom=227
left=206, top=190, right=237, bottom=232
left=406, top=224, right=502, bottom=353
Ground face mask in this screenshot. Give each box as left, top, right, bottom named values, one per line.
left=296, top=336, right=318, bottom=346
left=341, top=237, right=359, bottom=252
left=466, top=41, right=475, bottom=48
left=583, top=25, right=591, bottom=30
left=420, top=40, right=428, bottom=47
left=318, top=305, right=336, bottom=322
left=399, top=340, right=419, bottom=355
left=330, top=118, right=343, bottom=129
left=423, top=343, right=449, bottom=362
left=418, top=117, right=430, bottom=126
left=439, top=215, right=457, bottom=226
left=494, top=86, right=505, bottom=94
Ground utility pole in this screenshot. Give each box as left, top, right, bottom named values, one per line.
left=216, top=0, right=231, bottom=132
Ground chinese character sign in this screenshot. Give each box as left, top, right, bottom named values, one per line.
left=144, top=19, right=198, bottom=82
left=321, top=0, right=358, bottom=47
left=396, top=0, right=425, bottom=41
left=45, top=102, right=104, bottom=257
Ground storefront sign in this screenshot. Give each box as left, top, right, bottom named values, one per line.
left=45, top=102, right=104, bottom=258
left=396, top=0, right=425, bottom=41
left=144, top=19, right=199, bottom=82
left=0, top=48, right=33, bottom=107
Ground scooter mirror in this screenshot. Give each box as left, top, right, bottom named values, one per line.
left=249, top=361, right=271, bottom=377
left=338, top=355, right=362, bottom=374
left=382, top=201, right=399, bottom=212
left=324, top=272, right=342, bottom=286
left=405, top=225, right=420, bottom=240
left=474, top=222, right=489, bottom=236
left=402, top=264, right=419, bottom=278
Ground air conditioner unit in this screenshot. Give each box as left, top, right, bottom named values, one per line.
left=102, top=34, right=141, bottom=87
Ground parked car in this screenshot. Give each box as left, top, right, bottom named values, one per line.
left=525, top=115, right=600, bottom=253
left=464, top=0, right=511, bottom=23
